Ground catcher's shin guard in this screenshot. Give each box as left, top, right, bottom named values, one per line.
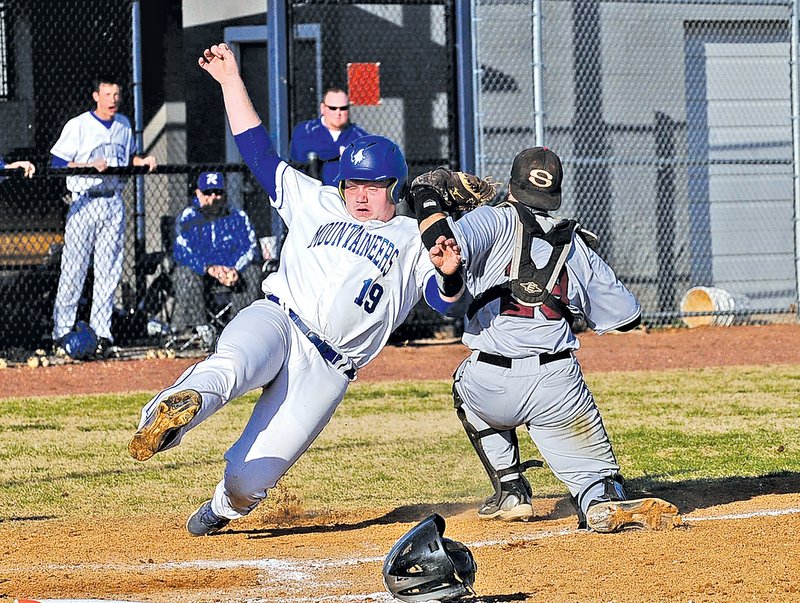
left=453, top=384, right=541, bottom=520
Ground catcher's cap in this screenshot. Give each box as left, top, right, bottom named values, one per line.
left=198, top=171, right=224, bottom=192
left=509, top=146, right=563, bottom=211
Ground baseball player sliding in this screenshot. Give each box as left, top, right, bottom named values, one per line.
left=409, top=149, right=682, bottom=532
left=128, top=43, right=462, bottom=536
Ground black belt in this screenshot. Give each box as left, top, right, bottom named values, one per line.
left=267, top=294, right=356, bottom=380
left=476, top=349, right=572, bottom=369
left=84, top=189, right=118, bottom=198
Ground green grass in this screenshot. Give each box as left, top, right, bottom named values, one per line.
left=1, top=364, right=799, bottom=520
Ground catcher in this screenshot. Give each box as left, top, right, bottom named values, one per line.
left=410, top=149, right=682, bottom=532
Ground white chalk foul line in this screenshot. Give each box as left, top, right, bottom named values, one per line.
left=683, top=506, right=800, bottom=522
left=10, top=507, right=800, bottom=602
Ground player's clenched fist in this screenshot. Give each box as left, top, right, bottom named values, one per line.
left=198, top=43, right=240, bottom=85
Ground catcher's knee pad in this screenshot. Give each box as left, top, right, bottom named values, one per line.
left=574, top=474, right=627, bottom=529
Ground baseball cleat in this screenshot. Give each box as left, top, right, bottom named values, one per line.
left=478, top=479, right=534, bottom=521
left=586, top=497, right=682, bottom=533
left=128, top=389, right=202, bottom=461
left=186, top=500, right=230, bottom=536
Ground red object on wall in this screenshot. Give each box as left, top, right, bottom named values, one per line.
left=347, top=62, right=381, bottom=106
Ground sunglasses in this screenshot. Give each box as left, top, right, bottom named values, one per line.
left=324, top=104, right=350, bottom=112
left=202, top=189, right=224, bottom=196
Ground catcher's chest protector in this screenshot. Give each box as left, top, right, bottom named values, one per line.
left=466, top=203, right=598, bottom=322
left=508, top=203, right=577, bottom=307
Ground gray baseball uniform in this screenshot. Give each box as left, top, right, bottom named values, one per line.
left=449, top=204, right=640, bottom=518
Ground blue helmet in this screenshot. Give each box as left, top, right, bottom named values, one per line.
left=62, top=321, right=98, bottom=360
left=337, top=135, right=408, bottom=203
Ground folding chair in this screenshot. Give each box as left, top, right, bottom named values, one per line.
left=164, top=282, right=233, bottom=352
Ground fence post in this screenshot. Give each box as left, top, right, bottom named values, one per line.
left=455, top=0, right=476, bottom=173
left=132, top=0, right=147, bottom=306
left=532, top=0, right=545, bottom=146
left=267, top=0, right=288, bottom=249
left=655, top=111, right=677, bottom=316
left=791, top=0, right=800, bottom=318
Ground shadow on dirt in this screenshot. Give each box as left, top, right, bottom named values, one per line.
left=626, top=470, right=800, bottom=515
left=473, top=594, right=530, bottom=602
left=242, top=471, right=800, bottom=539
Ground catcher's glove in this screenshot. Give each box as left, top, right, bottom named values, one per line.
left=411, top=167, right=497, bottom=213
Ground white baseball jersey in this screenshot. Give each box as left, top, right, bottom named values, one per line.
left=450, top=205, right=640, bottom=357
left=136, top=125, right=441, bottom=521
left=264, top=163, right=434, bottom=368
left=50, top=111, right=134, bottom=341
left=51, top=111, right=135, bottom=196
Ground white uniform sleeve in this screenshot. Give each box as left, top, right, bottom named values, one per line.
left=448, top=205, right=512, bottom=273
left=50, top=117, right=81, bottom=161
left=566, top=236, right=640, bottom=334
left=272, top=161, right=330, bottom=227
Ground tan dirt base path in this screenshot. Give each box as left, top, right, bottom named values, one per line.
left=2, top=323, right=800, bottom=602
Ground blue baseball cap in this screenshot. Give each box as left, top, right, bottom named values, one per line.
left=198, top=171, right=225, bottom=191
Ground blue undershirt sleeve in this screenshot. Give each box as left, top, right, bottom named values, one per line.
left=233, top=125, right=281, bottom=200
left=50, top=155, right=69, bottom=168
left=423, top=274, right=454, bottom=314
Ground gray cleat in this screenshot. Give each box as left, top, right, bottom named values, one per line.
left=186, top=500, right=230, bottom=536
left=586, top=497, right=682, bottom=532
left=128, top=389, right=201, bottom=461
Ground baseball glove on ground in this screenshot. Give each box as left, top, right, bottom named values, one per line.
left=411, top=167, right=497, bottom=212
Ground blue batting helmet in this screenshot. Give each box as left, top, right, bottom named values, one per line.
left=62, top=321, right=98, bottom=360
left=337, top=135, right=408, bottom=203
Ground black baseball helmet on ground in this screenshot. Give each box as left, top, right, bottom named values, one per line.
left=382, top=513, right=477, bottom=602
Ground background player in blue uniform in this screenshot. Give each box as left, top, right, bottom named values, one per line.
left=50, top=76, right=157, bottom=357
left=170, top=171, right=262, bottom=342
left=289, top=87, right=370, bottom=186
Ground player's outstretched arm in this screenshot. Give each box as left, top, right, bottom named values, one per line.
left=198, top=43, right=260, bottom=135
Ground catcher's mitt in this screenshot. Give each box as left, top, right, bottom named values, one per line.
left=411, top=167, right=497, bottom=212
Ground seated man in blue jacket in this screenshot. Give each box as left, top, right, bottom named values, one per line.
left=171, top=171, right=263, bottom=342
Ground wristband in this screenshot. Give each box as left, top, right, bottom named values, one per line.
left=436, top=268, right=464, bottom=298
left=411, top=185, right=448, bottom=222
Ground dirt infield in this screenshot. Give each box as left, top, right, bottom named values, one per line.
left=3, top=323, right=800, bottom=602
left=2, top=323, right=800, bottom=398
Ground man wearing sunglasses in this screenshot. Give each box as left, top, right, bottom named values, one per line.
left=289, top=87, right=370, bottom=186
left=170, top=171, right=262, bottom=346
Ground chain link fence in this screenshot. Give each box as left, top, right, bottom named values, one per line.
left=1, top=0, right=799, bottom=361
left=287, top=0, right=464, bottom=340
left=474, top=0, right=799, bottom=327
